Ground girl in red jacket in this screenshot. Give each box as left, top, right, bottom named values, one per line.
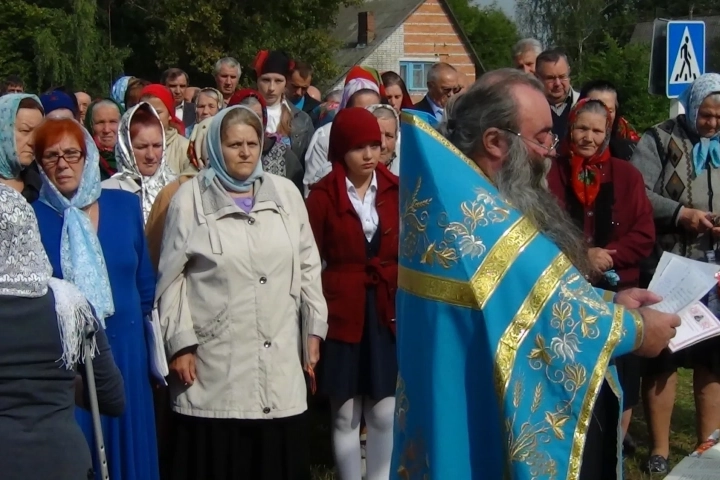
left=306, top=108, right=399, bottom=480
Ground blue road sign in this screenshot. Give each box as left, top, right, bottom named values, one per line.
left=666, top=21, right=705, bottom=98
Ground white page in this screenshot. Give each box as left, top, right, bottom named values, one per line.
left=649, top=258, right=718, bottom=314
left=665, top=456, right=720, bottom=479
left=650, top=252, right=720, bottom=291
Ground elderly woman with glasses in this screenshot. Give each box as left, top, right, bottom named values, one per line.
left=31, top=118, right=159, bottom=480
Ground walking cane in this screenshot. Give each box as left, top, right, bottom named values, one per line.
left=83, top=324, right=110, bottom=480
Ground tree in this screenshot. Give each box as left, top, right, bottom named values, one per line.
left=578, top=35, right=668, bottom=130
left=139, top=0, right=359, bottom=86
left=447, top=0, right=519, bottom=70
left=0, top=0, right=129, bottom=95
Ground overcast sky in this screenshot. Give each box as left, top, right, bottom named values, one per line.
left=474, top=0, right=516, bottom=18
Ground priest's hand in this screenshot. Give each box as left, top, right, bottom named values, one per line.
left=614, top=288, right=662, bottom=309
left=635, top=308, right=681, bottom=357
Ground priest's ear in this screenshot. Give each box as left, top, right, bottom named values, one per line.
left=476, top=127, right=508, bottom=173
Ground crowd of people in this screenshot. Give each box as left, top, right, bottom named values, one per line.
left=0, top=36, right=717, bottom=480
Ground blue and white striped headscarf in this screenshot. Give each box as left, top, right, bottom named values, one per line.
left=679, top=73, right=720, bottom=174
left=0, top=93, right=42, bottom=179
left=39, top=122, right=115, bottom=326
left=200, top=105, right=264, bottom=193
left=111, top=76, right=133, bottom=111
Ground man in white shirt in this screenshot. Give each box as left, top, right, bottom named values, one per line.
left=161, top=67, right=196, bottom=129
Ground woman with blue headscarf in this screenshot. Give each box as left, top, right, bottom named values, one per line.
left=630, top=73, right=720, bottom=475
left=155, top=105, right=327, bottom=479
left=30, top=118, right=159, bottom=480
left=0, top=93, right=44, bottom=201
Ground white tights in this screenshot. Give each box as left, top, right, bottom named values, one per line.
left=330, top=396, right=395, bottom=480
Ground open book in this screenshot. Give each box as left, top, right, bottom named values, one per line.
left=648, top=252, right=720, bottom=352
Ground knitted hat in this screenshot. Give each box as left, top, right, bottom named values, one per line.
left=252, top=50, right=294, bottom=78
left=328, top=107, right=382, bottom=164
left=40, top=91, right=77, bottom=116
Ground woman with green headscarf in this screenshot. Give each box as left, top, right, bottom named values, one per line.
left=84, top=98, right=124, bottom=180
left=0, top=93, right=45, bottom=201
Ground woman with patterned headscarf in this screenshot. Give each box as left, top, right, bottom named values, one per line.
left=0, top=93, right=44, bottom=201
left=630, top=73, right=720, bottom=475
left=32, top=118, right=159, bottom=480
left=303, top=66, right=383, bottom=197
left=102, top=102, right=176, bottom=223
left=0, top=183, right=125, bottom=480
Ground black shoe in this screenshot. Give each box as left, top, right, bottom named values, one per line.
left=623, top=434, right=637, bottom=456
left=646, top=455, right=669, bottom=474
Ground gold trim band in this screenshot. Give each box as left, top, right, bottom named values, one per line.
left=493, top=254, right=572, bottom=404
left=566, top=305, right=625, bottom=480
left=398, top=265, right=477, bottom=309
left=631, top=310, right=644, bottom=350
left=471, top=217, right=538, bottom=309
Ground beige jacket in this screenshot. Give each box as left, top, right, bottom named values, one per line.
left=165, top=128, right=195, bottom=176
left=101, top=176, right=140, bottom=194
left=156, top=173, right=328, bottom=420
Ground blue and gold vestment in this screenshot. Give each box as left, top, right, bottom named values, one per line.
left=391, top=113, right=644, bottom=480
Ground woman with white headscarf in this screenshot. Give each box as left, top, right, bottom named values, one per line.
left=630, top=73, right=720, bottom=474
left=303, top=67, right=383, bottom=197
left=32, top=118, right=159, bottom=480
left=0, top=183, right=125, bottom=480
left=102, top=101, right=176, bottom=223
left=156, top=105, right=327, bottom=479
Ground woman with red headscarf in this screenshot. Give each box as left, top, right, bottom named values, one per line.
left=547, top=98, right=654, bottom=479
left=229, top=89, right=304, bottom=192
left=140, top=85, right=195, bottom=176
left=306, top=108, right=398, bottom=480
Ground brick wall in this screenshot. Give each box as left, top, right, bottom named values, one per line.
left=332, top=0, right=477, bottom=101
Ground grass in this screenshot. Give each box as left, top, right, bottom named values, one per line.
left=308, top=370, right=698, bottom=479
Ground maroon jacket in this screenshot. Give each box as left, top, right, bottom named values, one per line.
left=547, top=156, right=655, bottom=289
left=306, top=165, right=399, bottom=343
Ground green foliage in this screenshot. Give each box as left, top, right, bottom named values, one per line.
left=577, top=35, right=668, bottom=131
left=446, top=0, right=519, bottom=71
left=147, top=0, right=358, bottom=87
left=0, top=0, right=128, bottom=95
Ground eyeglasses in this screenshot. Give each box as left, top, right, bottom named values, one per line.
left=440, top=86, right=462, bottom=96
left=501, top=128, right=559, bottom=154
left=42, top=149, right=84, bottom=168
left=540, top=74, right=569, bottom=84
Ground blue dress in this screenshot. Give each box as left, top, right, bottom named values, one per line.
left=33, top=189, right=159, bottom=480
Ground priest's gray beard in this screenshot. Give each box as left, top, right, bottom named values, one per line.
left=494, top=138, right=594, bottom=279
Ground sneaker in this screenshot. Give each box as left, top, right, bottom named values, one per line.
left=646, top=455, right=669, bottom=474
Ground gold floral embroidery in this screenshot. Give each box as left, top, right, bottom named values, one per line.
left=504, top=269, right=617, bottom=478
left=395, top=374, right=431, bottom=479
left=401, top=176, right=511, bottom=269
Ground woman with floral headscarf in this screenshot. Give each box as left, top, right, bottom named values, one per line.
left=140, top=84, right=194, bottom=176
left=547, top=98, right=654, bottom=478
left=304, top=67, right=383, bottom=196
left=630, top=73, right=720, bottom=475
left=156, top=105, right=326, bottom=479
left=31, top=118, right=159, bottom=480
left=102, top=102, right=176, bottom=223
left=112, top=76, right=133, bottom=110
left=0, top=93, right=44, bottom=201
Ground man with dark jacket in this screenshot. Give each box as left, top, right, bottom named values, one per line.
left=413, top=62, right=460, bottom=122
left=286, top=62, right=320, bottom=114
left=161, top=68, right=196, bottom=129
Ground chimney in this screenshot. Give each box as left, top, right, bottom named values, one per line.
left=357, top=11, right=375, bottom=47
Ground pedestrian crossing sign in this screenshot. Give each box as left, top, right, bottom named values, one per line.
left=666, top=21, right=705, bottom=98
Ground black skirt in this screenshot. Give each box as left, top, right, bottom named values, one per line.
left=317, top=229, right=398, bottom=402
left=169, top=412, right=310, bottom=480
left=615, top=354, right=642, bottom=409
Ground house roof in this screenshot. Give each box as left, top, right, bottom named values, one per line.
left=328, top=0, right=484, bottom=87
left=630, top=15, right=720, bottom=44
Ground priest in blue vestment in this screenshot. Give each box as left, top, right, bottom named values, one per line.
left=391, top=70, right=680, bottom=479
